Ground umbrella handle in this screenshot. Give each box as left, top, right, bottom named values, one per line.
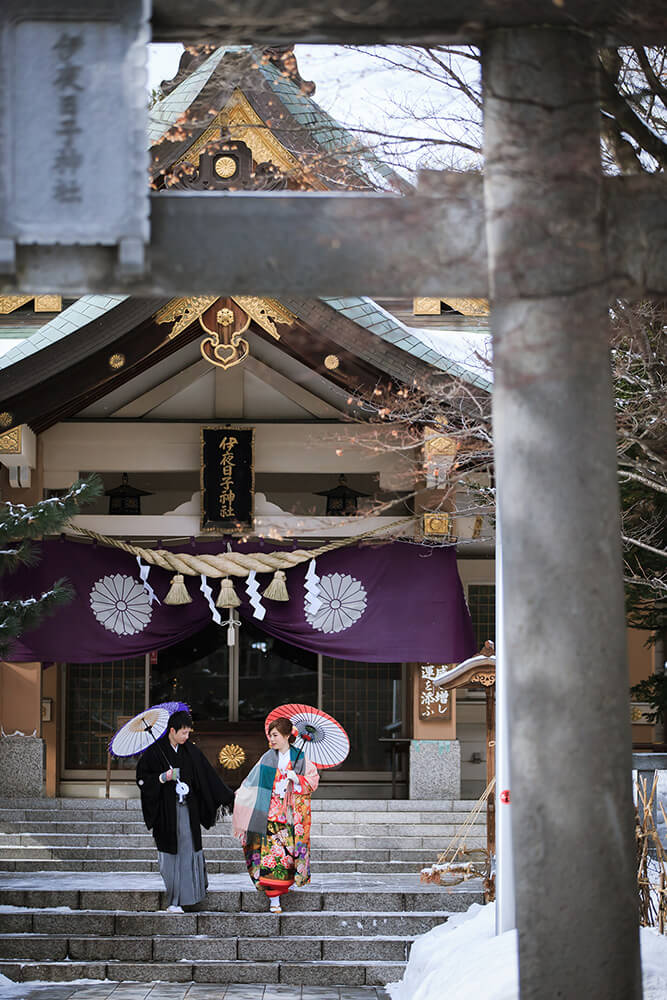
left=142, top=717, right=172, bottom=769
left=293, top=738, right=306, bottom=770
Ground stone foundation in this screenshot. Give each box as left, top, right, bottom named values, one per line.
left=409, top=738, right=460, bottom=799
left=0, top=733, right=43, bottom=797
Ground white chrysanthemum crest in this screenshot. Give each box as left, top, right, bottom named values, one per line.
left=90, top=574, right=153, bottom=635
left=305, top=572, right=367, bottom=634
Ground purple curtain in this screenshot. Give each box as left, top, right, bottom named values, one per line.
left=4, top=538, right=475, bottom=664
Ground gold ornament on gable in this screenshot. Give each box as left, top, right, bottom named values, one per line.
left=173, top=89, right=325, bottom=191
left=154, top=295, right=296, bottom=371
left=232, top=296, right=295, bottom=341
left=0, top=425, right=21, bottom=453
left=199, top=302, right=251, bottom=371
left=155, top=297, right=218, bottom=339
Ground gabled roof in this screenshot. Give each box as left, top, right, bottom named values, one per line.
left=149, top=45, right=412, bottom=195
left=147, top=47, right=229, bottom=146
left=0, top=48, right=491, bottom=430
left=0, top=296, right=128, bottom=372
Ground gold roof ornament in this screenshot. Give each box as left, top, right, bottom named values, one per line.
left=0, top=295, right=62, bottom=314
left=412, top=297, right=490, bottom=317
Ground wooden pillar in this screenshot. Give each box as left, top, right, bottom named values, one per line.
left=483, top=29, right=640, bottom=997
left=485, top=685, right=496, bottom=859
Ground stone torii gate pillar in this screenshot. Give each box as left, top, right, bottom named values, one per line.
left=483, top=29, right=640, bottom=998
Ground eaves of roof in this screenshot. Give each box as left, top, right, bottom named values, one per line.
left=321, top=296, right=492, bottom=391
left=0, top=296, right=129, bottom=373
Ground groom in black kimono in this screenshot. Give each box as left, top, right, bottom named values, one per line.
left=136, top=709, right=234, bottom=911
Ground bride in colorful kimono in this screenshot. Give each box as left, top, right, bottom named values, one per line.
left=232, top=715, right=319, bottom=913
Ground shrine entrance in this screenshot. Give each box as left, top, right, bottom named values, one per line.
left=62, top=621, right=407, bottom=793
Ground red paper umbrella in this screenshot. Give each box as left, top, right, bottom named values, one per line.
left=265, top=703, right=350, bottom=769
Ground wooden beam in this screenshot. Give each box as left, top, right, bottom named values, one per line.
left=112, top=359, right=210, bottom=418
left=0, top=177, right=665, bottom=299
left=151, top=1, right=667, bottom=44
left=244, top=355, right=344, bottom=417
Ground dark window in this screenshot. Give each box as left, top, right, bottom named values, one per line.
left=321, top=659, right=402, bottom=772
left=151, top=623, right=230, bottom=723
left=237, top=621, right=317, bottom=721
left=468, top=583, right=496, bottom=649
left=65, top=658, right=145, bottom=769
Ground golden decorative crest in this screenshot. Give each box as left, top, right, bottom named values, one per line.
left=231, top=296, right=295, bottom=341
left=174, top=88, right=316, bottom=186
left=413, top=297, right=442, bottom=315
left=0, top=425, right=21, bottom=453
left=0, top=412, right=14, bottom=431
left=200, top=308, right=251, bottom=370
left=0, top=295, right=62, bottom=314
left=155, top=297, right=218, bottom=339
left=423, top=512, right=453, bottom=538
left=412, top=297, right=490, bottom=317
left=218, top=743, right=247, bottom=769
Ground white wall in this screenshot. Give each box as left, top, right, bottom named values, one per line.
left=41, top=422, right=410, bottom=490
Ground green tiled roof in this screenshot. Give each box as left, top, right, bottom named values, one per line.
left=0, top=296, right=128, bottom=371
left=321, top=297, right=492, bottom=390
left=254, top=52, right=406, bottom=192
left=147, top=47, right=229, bottom=146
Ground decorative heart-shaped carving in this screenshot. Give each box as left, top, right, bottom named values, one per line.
left=200, top=335, right=249, bottom=369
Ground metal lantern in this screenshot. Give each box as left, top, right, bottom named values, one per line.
left=316, top=474, right=369, bottom=516
left=104, top=472, right=152, bottom=515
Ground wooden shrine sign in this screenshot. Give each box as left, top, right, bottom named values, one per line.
left=200, top=425, right=254, bottom=533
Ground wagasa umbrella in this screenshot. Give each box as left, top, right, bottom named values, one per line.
left=265, top=703, right=349, bottom=769
left=109, top=701, right=189, bottom=758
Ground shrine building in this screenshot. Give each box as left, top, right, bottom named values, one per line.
left=0, top=46, right=657, bottom=799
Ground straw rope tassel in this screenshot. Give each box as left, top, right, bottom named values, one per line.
left=163, top=573, right=192, bottom=605
left=263, top=570, right=289, bottom=602
left=216, top=577, right=241, bottom=608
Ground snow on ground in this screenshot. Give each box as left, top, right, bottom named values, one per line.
left=387, top=903, right=667, bottom=1000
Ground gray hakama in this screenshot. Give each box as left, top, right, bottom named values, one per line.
left=158, top=800, right=208, bottom=907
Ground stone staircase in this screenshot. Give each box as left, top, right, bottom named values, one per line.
left=0, top=798, right=485, bottom=875
left=0, top=798, right=486, bottom=986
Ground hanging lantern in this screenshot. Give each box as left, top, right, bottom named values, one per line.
left=104, top=473, right=152, bottom=515
left=315, top=474, right=369, bottom=516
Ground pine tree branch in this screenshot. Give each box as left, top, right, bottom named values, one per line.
left=0, top=474, right=102, bottom=546
left=0, top=580, right=74, bottom=658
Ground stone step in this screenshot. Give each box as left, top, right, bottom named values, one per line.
left=0, top=854, right=448, bottom=875
left=0, top=886, right=474, bottom=913
left=0, top=841, right=469, bottom=857
left=0, top=932, right=413, bottom=962
left=0, top=823, right=485, bottom=849
left=0, top=830, right=482, bottom=848
left=0, top=798, right=481, bottom=812
left=0, top=870, right=484, bottom=988
left=0, top=958, right=406, bottom=986
left=0, top=907, right=446, bottom=938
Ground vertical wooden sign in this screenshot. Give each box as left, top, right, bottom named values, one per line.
left=200, top=425, right=254, bottom=533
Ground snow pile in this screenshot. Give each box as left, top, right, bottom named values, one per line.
left=387, top=903, right=667, bottom=1000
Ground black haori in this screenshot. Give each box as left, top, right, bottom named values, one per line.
left=136, top=733, right=234, bottom=854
